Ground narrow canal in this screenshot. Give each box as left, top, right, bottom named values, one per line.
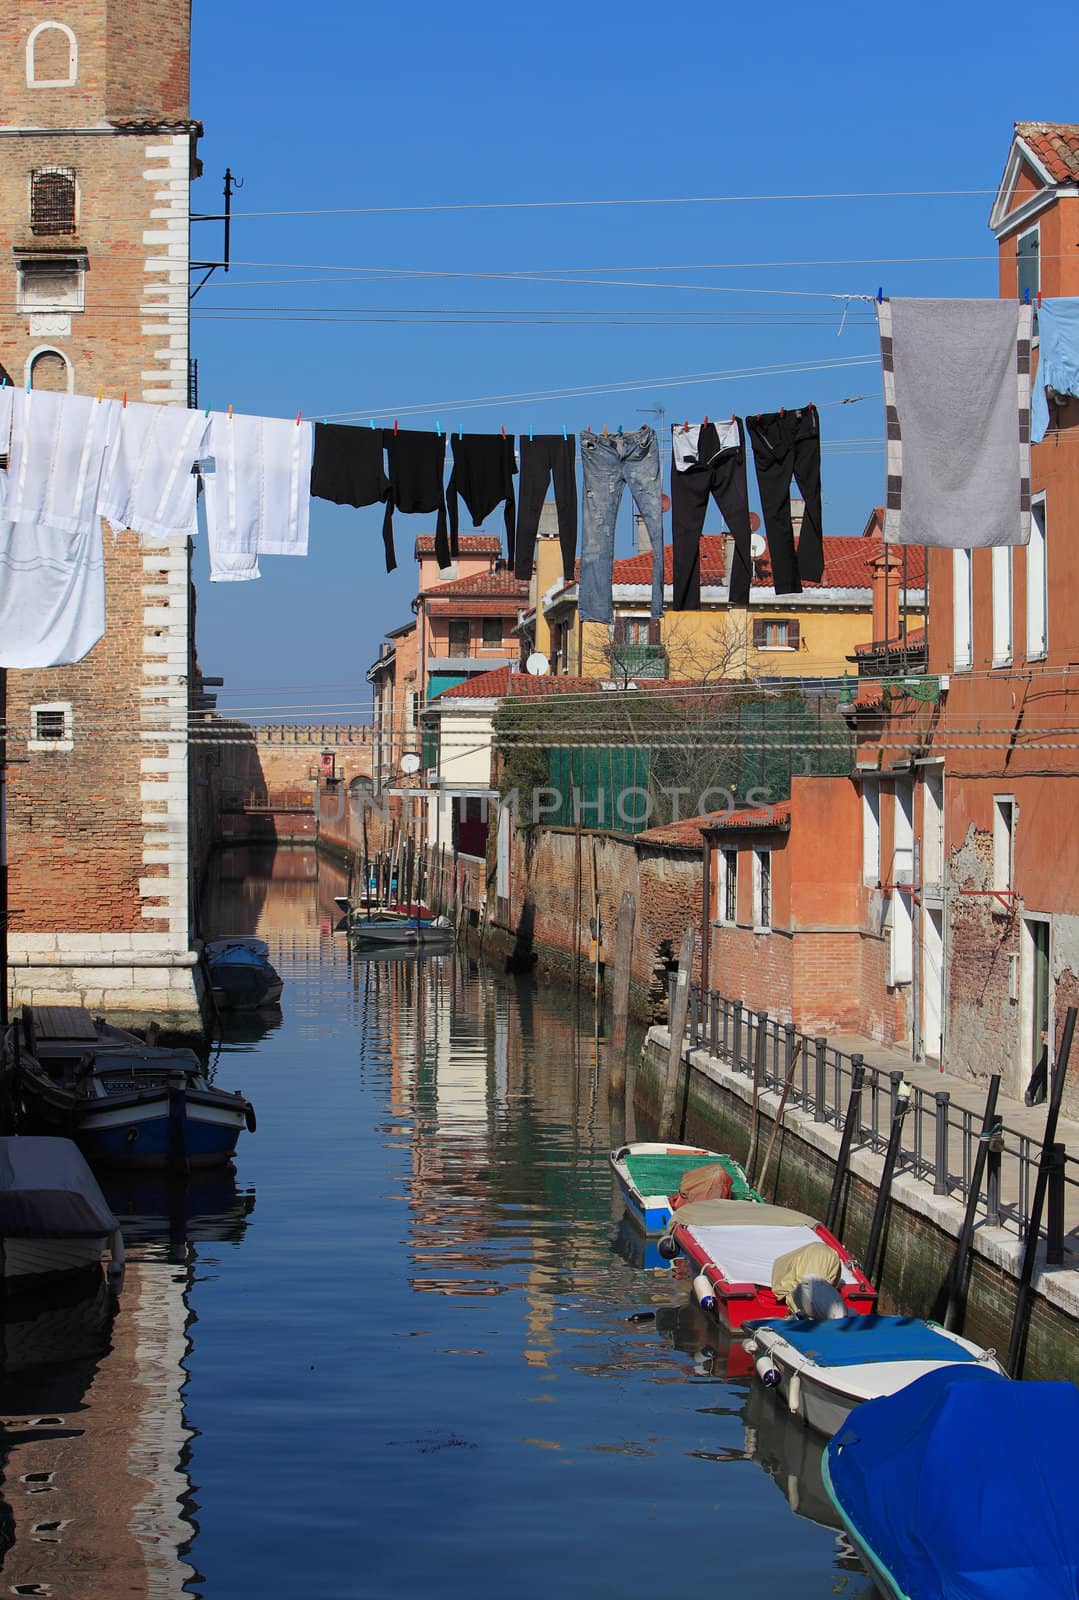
left=2, top=846, right=874, bottom=1598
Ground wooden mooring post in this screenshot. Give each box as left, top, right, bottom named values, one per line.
left=824, top=1056, right=865, bottom=1236
left=942, top=1074, right=1001, bottom=1333
left=609, top=892, right=637, bottom=1094
left=658, top=927, right=696, bottom=1140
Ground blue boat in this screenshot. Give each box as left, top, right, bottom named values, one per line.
left=823, top=1365, right=1079, bottom=1598
left=3, top=1006, right=255, bottom=1171
left=205, top=938, right=284, bottom=1011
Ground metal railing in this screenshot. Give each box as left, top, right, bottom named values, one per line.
left=668, top=980, right=1078, bottom=1257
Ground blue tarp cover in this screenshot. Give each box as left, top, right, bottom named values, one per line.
left=765, top=1315, right=979, bottom=1369
left=827, top=1366, right=1079, bottom=1599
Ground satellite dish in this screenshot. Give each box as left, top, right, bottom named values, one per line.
left=525, top=652, right=550, bottom=677
left=750, top=533, right=767, bottom=559
left=400, top=753, right=421, bottom=774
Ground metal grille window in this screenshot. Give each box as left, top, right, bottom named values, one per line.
left=35, top=710, right=66, bottom=740
left=481, top=618, right=503, bottom=646
left=447, top=620, right=470, bottom=657
left=723, top=849, right=738, bottom=922
left=29, top=701, right=73, bottom=751
left=31, top=168, right=76, bottom=235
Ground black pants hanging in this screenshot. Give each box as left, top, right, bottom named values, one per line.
left=514, top=434, right=577, bottom=582
left=670, top=420, right=753, bottom=608
left=745, top=404, right=823, bottom=595
left=310, top=422, right=390, bottom=558
left=447, top=434, right=517, bottom=564
left=382, top=428, right=448, bottom=572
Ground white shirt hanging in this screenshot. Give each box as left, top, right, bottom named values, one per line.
left=98, top=399, right=210, bottom=542
left=0, top=519, right=105, bottom=667
left=201, top=411, right=313, bottom=581
left=0, top=388, right=117, bottom=535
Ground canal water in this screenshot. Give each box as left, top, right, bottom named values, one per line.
left=1, top=847, right=874, bottom=1599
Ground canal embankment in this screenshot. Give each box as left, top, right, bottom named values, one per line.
left=641, top=1005, right=1079, bottom=1382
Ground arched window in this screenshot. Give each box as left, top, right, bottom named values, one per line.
left=26, top=22, right=78, bottom=88
left=27, top=348, right=72, bottom=393
left=31, top=168, right=76, bottom=235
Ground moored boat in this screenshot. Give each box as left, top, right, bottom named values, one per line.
left=823, top=1365, right=1079, bottom=1598
left=609, top=1141, right=761, bottom=1233
left=205, top=938, right=284, bottom=1010
left=0, top=1135, right=125, bottom=1292
left=745, top=1314, right=1006, bottom=1437
left=3, top=1006, right=255, bottom=1170
left=349, top=914, right=456, bottom=950
left=660, top=1200, right=875, bottom=1330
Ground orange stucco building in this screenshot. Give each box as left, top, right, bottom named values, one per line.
left=706, top=122, right=1079, bottom=1109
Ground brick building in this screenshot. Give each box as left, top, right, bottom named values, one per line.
left=702, top=122, right=1079, bottom=1109
left=1, top=1, right=204, bottom=1019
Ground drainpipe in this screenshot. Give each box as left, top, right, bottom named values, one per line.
left=700, top=833, right=712, bottom=994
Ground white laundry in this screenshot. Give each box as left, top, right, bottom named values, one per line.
left=98, top=399, right=210, bottom=542
left=202, top=411, right=313, bottom=580
left=672, top=418, right=741, bottom=471
left=0, top=388, right=117, bottom=535
left=0, top=519, right=105, bottom=667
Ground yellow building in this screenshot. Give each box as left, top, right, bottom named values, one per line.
left=521, top=510, right=925, bottom=683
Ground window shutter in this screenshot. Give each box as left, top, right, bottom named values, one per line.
left=788, top=618, right=800, bottom=649
left=751, top=619, right=767, bottom=647
left=1016, top=229, right=1040, bottom=306
left=612, top=618, right=627, bottom=645
left=647, top=618, right=661, bottom=646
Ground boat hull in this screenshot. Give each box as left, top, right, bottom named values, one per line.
left=821, top=1449, right=907, bottom=1600
left=1, top=1234, right=108, bottom=1283
left=610, top=1142, right=759, bottom=1234
left=18, top=1080, right=248, bottom=1169
left=671, top=1219, right=875, bottom=1331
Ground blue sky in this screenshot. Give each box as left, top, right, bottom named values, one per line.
left=189, top=0, right=1074, bottom=720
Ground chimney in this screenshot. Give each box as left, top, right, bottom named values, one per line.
left=870, top=546, right=903, bottom=646
left=635, top=513, right=651, bottom=556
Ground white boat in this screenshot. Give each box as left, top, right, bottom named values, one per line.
left=745, top=1313, right=1006, bottom=1437
left=0, top=1136, right=125, bottom=1292
left=350, top=914, right=456, bottom=950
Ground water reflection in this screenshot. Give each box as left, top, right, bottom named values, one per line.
left=0, top=1168, right=254, bottom=1595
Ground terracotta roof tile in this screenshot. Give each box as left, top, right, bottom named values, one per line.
left=433, top=669, right=698, bottom=701
left=1015, top=122, right=1079, bottom=183
left=635, top=814, right=719, bottom=849
left=609, top=535, right=925, bottom=592
left=702, top=801, right=793, bottom=835
left=414, top=533, right=503, bottom=557
left=423, top=568, right=530, bottom=599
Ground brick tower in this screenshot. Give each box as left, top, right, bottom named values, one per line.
left=0, top=1, right=204, bottom=1021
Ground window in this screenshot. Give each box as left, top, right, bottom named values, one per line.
left=1027, top=496, right=1048, bottom=659
left=952, top=549, right=972, bottom=670
left=862, top=781, right=880, bottom=884
left=1016, top=226, right=1040, bottom=315
left=26, top=21, right=77, bottom=87
left=16, top=253, right=86, bottom=315
left=481, top=617, right=503, bottom=647
left=991, top=546, right=1013, bottom=666
left=922, top=770, right=944, bottom=888
left=447, top=620, right=470, bottom=657
left=752, top=617, right=801, bottom=650
left=721, top=849, right=738, bottom=923
left=410, top=691, right=420, bottom=729
left=30, top=168, right=76, bottom=235
left=753, top=850, right=771, bottom=930
left=993, top=796, right=1016, bottom=894
left=29, top=701, right=73, bottom=752
left=29, top=349, right=70, bottom=392
left=613, top=617, right=659, bottom=646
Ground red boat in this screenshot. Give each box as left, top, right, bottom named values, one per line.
left=663, top=1200, right=875, bottom=1331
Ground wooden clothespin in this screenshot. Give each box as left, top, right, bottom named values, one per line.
left=500, top=423, right=506, bottom=439
left=228, top=403, right=234, bottom=420
left=296, top=410, right=302, bottom=427
left=602, top=424, right=608, bottom=438
left=97, top=388, right=103, bottom=404
left=122, top=391, right=127, bottom=409
left=683, top=419, right=690, bottom=432
left=393, top=418, right=399, bottom=435
left=703, top=414, right=709, bottom=427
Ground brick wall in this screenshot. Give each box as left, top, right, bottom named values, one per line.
left=2, top=2, right=201, bottom=1019
left=500, top=823, right=704, bottom=1014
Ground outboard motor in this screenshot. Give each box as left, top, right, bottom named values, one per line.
left=789, top=1274, right=846, bottom=1320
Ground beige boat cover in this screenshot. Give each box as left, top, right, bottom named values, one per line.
left=771, top=1240, right=843, bottom=1312
left=672, top=1200, right=814, bottom=1231
left=676, top=1164, right=734, bottom=1206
